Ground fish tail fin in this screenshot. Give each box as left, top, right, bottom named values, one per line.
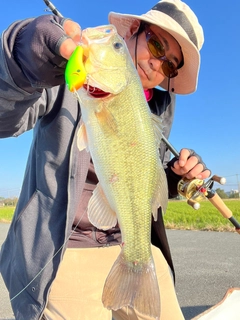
left=102, top=251, right=160, bottom=319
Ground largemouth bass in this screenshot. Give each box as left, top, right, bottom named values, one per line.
left=69, top=25, right=168, bottom=319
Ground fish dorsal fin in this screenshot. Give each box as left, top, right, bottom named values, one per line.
left=151, top=164, right=168, bottom=220
left=77, top=123, right=89, bottom=152
left=88, top=183, right=118, bottom=230
left=151, top=113, right=164, bottom=148
left=95, top=105, right=118, bottom=135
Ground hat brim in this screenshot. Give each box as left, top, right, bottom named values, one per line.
left=109, top=11, right=200, bottom=95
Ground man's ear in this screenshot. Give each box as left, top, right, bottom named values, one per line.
left=124, top=19, right=141, bottom=40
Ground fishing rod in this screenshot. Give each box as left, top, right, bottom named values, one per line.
left=162, top=135, right=240, bottom=234
left=43, top=0, right=63, bottom=17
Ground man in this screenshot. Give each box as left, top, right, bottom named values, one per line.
left=0, top=0, right=209, bottom=319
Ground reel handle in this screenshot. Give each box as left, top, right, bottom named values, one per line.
left=211, top=175, right=226, bottom=185
left=187, top=199, right=200, bottom=210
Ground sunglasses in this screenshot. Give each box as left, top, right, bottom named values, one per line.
left=145, top=28, right=178, bottom=79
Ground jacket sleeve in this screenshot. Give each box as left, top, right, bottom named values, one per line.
left=0, top=15, right=68, bottom=138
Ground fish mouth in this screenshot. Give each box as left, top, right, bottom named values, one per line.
left=83, top=84, right=111, bottom=98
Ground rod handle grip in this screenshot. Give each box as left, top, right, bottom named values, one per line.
left=207, top=193, right=232, bottom=219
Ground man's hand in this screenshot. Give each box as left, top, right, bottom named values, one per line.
left=12, top=15, right=82, bottom=89
left=170, top=148, right=211, bottom=180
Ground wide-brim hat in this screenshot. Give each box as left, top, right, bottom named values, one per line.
left=109, top=0, right=204, bottom=95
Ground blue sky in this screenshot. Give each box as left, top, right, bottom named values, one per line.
left=0, top=0, right=240, bottom=197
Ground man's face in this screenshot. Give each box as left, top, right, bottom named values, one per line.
left=124, top=23, right=183, bottom=90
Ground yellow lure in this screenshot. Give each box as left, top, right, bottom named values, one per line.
left=65, top=46, right=87, bottom=92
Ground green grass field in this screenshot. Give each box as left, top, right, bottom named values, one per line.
left=0, top=199, right=240, bottom=232
left=0, top=206, right=15, bottom=222
left=164, top=199, right=240, bottom=232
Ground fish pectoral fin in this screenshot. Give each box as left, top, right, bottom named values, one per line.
left=88, top=183, right=117, bottom=230
left=102, top=252, right=160, bottom=319
left=77, top=123, right=89, bottom=152
left=95, top=106, right=118, bottom=134
left=151, top=113, right=164, bottom=148
left=152, top=164, right=169, bottom=220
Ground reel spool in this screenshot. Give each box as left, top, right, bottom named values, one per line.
left=177, top=178, right=207, bottom=209
left=177, top=175, right=226, bottom=210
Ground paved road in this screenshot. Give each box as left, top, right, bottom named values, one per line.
left=0, top=223, right=239, bottom=319
left=167, top=229, right=240, bottom=319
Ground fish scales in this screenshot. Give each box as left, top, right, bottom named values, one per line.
left=89, top=85, right=159, bottom=263
left=67, top=24, right=168, bottom=319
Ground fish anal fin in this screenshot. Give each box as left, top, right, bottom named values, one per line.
left=102, top=252, right=160, bottom=320
left=88, top=184, right=117, bottom=230
left=77, top=124, right=89, bottom=152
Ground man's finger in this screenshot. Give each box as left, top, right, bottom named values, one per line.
left=59, top=38, right=77, bottom=60
left=63, top=20, right=81, bottom=43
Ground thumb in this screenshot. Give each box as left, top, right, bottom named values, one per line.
left=59, top=38, right=77, bottom=60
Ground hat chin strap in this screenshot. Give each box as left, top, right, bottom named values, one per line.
left=168, top=77, right=174, bottom=93
left=134, top=30, right=139, bottom=71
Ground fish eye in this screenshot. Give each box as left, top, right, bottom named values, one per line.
left=113, top=42, right=123, bottom=50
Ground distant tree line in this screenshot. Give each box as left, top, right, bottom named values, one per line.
left=215, top=188, right=239, bottom=199
left=0, top=196, right=18, bottom=207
